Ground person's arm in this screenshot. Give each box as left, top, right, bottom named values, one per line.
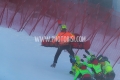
left=74, top=70, right=80, bottom=80
left=83, top=51, right=95, bottom=62
left=57, top=19, right=62, bottom=25
left=71, top=65, right=76, bottom=74
left=86, top=63, right=93, bottom=68
left=82, top=61, right=93, bottom=68
left=86, top=56, right=91, bottom=61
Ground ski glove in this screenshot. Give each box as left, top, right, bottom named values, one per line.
left=57, top=20, right=62, bottom=25
left=51, top=63, right=56, bottom=68
left=81, top=59, right=84, bottom=62
left=83, top=54, right=87, bottom=58
left=69, top=71, right=73, bottom=74
left=85, top=50, right=90, bottom=55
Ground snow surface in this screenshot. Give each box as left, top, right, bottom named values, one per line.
left=0, top=27, right=74, bottom=80
left=0, top=27, right=120, bottom=80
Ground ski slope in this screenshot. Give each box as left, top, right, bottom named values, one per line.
left=0, top=27, right=74, bottom=80
left=0, top=27, right=120, bottom=80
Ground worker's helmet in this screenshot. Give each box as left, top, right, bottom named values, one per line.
left=99, top=57, right=109, bottom=63
left=61, top=25, right=67, bottom=30
left=97, top=54, right=109, bottom=63
left=97, top=55, right=103, bottom=61
left=92, top=59, right=99, bottom=65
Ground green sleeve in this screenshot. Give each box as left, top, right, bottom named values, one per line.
left=71, top=66, right=75, bottom=73
left=87, top=64, right=93, bottom=68
left=104, top=71, right=107, bottom=75
left=74, top=70, right=80, bottom=80
left=83, top=62, right=93, bottom=68
left=86, top=56, right=91, bottom=61
left=87, top=54, right=94, bottom=61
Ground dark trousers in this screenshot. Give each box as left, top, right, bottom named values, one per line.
left=95, top=73, right=104, bottom=80
left=53, top=45, right=74, bottom=63
left=80, top=74, right=92, bottom=80
left=105, top=71, right=115, bottom=80
left=81, top=77, right=92, bottom=80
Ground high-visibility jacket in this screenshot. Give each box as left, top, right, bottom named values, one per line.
left=53, top=32, right=75, bottom=45
left=72, top=63, right=80, bottom=74
left=86, top=54, right=96, bottom=63
left=102, top=61, right=113, bottom=75
left=83, top=62, right=102, bottom=74
left=75, top=56, right=81, bottom=64
left=71, top=56, right=81, bottom=74
left=74, top=68, right=91, bottom=80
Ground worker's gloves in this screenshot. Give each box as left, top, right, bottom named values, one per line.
left=57, top=20, right=62, bottom=25
left=69, top=71, right=73, bottom=74
left=51, top=63, right=56, bottom=68
left=83, top=54, right=87, bottom=58
left=85, top=50, right=90, bottom=55
left=81, top=59, right=84, bottom=62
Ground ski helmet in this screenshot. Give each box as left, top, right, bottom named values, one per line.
left=97, top=54, right=104, bottom=61
left=92, top=59, right=98, bottom=65
left=61, top=25, right=67, bottom=30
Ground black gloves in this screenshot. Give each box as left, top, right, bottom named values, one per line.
left=85, top=50, right=90, bottom=55
left=51, top=63, right=56, bottom=68
left=83, top=54, right=87, bottom=58
left=69, top=71, right=73, bottom=74
left=81, top=59, right=84, bottom=62
left=57, top=20, right=62, bottom=25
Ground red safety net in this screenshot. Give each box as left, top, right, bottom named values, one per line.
left=0, top=0, right=120, bottom=72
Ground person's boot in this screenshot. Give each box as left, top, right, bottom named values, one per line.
left=69, top=71, right=73, bottom=74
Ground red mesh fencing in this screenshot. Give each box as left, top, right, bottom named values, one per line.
left=0, top=0, right=120, bottom=70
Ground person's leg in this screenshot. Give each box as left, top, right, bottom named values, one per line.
left=106, top=72, right=115, bottom=80
left=66, top=45, right=74, bottom=57
left=81, top=77, right=92, bottom=80
left=94, top=74, right=103, bottom=80
left=110, top=72, right=115, bottom=80
left=65, top=45, right=75, bottom=72
left=53, top=46, right=63, bottom=63
left=66, top=45, right=75, bottom=65
left=51, top=46, right=64, bottom=67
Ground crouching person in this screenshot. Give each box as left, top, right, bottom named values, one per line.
left=69, top=55, right=92, bottom=80
left=81, top=58, right=104, bottom=80
left=74, top=64, right=92, bottom=80
left=98, top=55, right=115, bottom=80
left=69, top=55, right=81, bottom=75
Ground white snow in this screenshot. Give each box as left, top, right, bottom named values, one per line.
left=0, top=27, right=120, bottom=80
left=0, top=27, right=73, bottom=80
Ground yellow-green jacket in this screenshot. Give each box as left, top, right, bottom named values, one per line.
left=74, top=68, right=91, bottom=80
left=71, top=56, right=81, bottom=74
left=102, top=61, right=113, bottom=75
